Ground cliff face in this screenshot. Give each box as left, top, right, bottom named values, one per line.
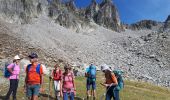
left=85, top=0, right=123, bottom=31
left=164, top=15, right=170, bottom=30
left=0, top=0, right=123, bottom=32
left=0, top=0, right=47, bottom=24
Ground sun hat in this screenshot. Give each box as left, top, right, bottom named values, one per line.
left=101, top=64, right=112, bottom=72
left=14, top=55, right=21, bottom=60
left=28, top=52, right=38, bottom=59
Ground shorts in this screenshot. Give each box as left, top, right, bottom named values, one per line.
left=86, top=80, right=96, bottom=90
left=26, top=84, right=40, bottom=97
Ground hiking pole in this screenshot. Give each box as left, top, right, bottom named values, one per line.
left=48, top=69, right=52, bottom=100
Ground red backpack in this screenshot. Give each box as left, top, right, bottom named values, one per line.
left=53, top=69, right=62, bottom=80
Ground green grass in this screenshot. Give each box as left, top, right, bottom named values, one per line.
left=75, top=72, right=170, bottom=100
left=1, top=72, right=170, bottom=100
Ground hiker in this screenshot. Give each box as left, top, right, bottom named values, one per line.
left=5, top=55, right=21, bottom=100
left=51, top=64, right=63, bottom=100
left=100, top=64, right=119, bottom=100
left=85, top=64, right=96, bottom=100
left=24, top=53, right=44, bottom=100
left=62, top=64, right=76, bottom=100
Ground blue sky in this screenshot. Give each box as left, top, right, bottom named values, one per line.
left=74, top=0, right=170, bottom=24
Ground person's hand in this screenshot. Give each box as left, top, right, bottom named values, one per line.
left=74, top=90, right=76, bottom=96
left=23, top=85, right=26, bottom=93
left=39, top=87, right=44, bottom=93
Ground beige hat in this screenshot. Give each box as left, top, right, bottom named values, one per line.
left=14, top=55, right=21, bottom=60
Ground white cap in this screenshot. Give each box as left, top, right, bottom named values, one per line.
left=101, top=64, right=112, bottom=72
left=14, top=55, right=21, bottom=60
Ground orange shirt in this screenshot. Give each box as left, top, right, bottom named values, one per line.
left=105, top=73, right=118, bottom=84
left=26, top=64, right=43, bottom=85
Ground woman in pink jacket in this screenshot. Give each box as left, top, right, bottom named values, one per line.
left=5, top=55, right=21, bottom=100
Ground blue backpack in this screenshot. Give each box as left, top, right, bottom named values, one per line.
left=87, top=64, right=96, bottom=79
left=113, top=70, right=124, bottom=91
left=27, top=64, right=41, bottom=75
left=4, top=63, right=15, bottom=78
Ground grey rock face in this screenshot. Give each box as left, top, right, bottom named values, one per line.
left=130, top=20, right=159, bottom=30
left=92, top=0, right=123, bottom=32
left=164, top=15, right=170, bottom=30
left=0, top=0, right=47, bottom=24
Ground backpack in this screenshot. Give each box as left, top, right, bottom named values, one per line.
left=53, top=69, right=62, bottom=80
left=113, top=70, right=124, bottom=91
left=4, top=63, right=15, bottom=78
left=87, top=64, right=96, bottom=79
left=27, top=64, right=41, bottom=75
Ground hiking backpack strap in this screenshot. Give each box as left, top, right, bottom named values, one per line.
left=36, top=64, right=41, bottom=75
left=27, top=64, right=41, bottom=75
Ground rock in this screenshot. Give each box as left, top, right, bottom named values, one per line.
left=164, top=15, right=170, bottom=30
left=130, top=20, right=158, bottom=30
left=93, top=0, right=124, bottom=32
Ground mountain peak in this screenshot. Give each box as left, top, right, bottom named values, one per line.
left=164, top=15, right=170, bottom=30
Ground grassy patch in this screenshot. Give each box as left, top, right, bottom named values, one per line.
left=0, top=71, right=170, bottom=100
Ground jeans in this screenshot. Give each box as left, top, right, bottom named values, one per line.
left=106, top=86, right=119, bottom=100
left=6, top=79, right=19, bottom=100
left=63, top=92, right=74, bottom=100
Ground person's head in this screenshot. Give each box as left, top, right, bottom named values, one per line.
left=13, top=55, right=21, bottom=64
left=54, top=64, right=60, bottom=69
left=101, top=64, right=112, bottom=74
left=28, top=53, right=38, bottom=64
left=64, top=64, right=71, bottom=74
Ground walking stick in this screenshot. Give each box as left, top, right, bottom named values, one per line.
left=48, top=69, right=52, bottom=100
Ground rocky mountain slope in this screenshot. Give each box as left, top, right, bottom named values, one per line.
left=0, top=0, right=170, bottom=87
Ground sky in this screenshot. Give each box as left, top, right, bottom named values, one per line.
left=74, top=0, right=170, bottom=24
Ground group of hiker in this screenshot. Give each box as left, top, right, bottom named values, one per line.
left=4, top=53, right=124, bottom=100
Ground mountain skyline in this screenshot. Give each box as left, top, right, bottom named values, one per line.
left=74, top=0, right=170, bottom=24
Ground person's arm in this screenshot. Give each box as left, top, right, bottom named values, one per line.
left=40, top=66, right=44, bottom=92
left=73, top=77, right=76, bottom=95
left=110, top=73, right=118, bottom=86
left=7, top=63, right=14, bottom=74
left=85, top=72, right=88, bottom=77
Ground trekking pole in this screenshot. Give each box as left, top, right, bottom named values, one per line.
left=48, top=69, right=52, bottom=100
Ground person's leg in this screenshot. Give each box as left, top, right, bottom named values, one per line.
left=92, top=81, right=96, bottom=100
left=56, top=95, right=60, bottom=100
left=105, top=92, right=112, bottom=100
left=6, top=79, right=15, bottom=100
left=105, top=86, right=113, bottom=100
left=54, top=81, right=57, bottom=97
left=86, top=80, right=91, bottom=100
left=63, top=92, right=68, bottom=100
left=26, top=85, right=33, bottom=100
left=69, top=92, right=74, bottom=100
left=113, top=90, right=120, bottom=100
left=32, top=84, right=40, bottom=100
left=12, top=79, right=19, bottom=100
